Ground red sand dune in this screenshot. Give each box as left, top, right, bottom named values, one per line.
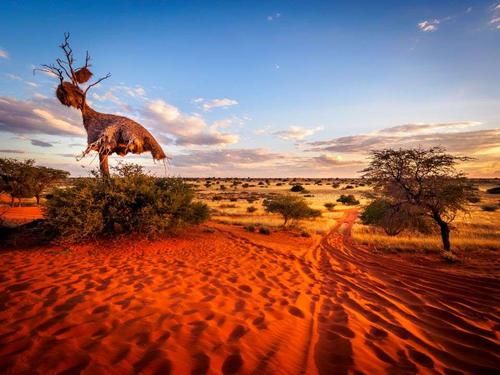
left=0, top=210, right=498, bottom=374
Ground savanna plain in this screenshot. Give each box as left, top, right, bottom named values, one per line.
left=0, top=177, right=498, bottom=375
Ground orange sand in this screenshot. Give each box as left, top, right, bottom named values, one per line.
left=1, top=206, right=43, bottom=224
left=0, top=210, right=498, bottom=374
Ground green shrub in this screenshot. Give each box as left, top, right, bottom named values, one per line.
left=486, top=186, right=500, bottom=194
left=481, top=204, right=498, bottom=212
left=336, top=194, right=360, bottom=205
left=324, top=202, right=336, bottom=211
left=290, top=184, right=305, bottom=192
left=244, top=224, right=256, bottom=232
left=361, top=199, right=433, bottom=236
left=259, top=226, right=271, bottom=235
left=466, top=195, right=481, bottom=203
left=247, top=206, right=257, bottom=213
left=44, top=164, right=209, bottom=241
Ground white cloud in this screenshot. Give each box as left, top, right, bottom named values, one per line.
left=307, top=121, right=499, bottom=156
left=144, top=99, right=239, bottom=146
left=198, top=98, right=239, bottom=111
left=418, top=19, right=440, bottom=32
left=0, top=49, right=8, bottom=59
left=273, top=126, right=323, bottom=141
left=0, top=96, right=84, bottom=136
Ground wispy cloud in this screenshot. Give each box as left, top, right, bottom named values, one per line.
left=0, top=149, right=24, bottom=154
left=490, top=3, right=500, bottom=29
left=267, top=13, right=281, bottom=21
left=418, top=19, right=440, bottom=32
left=307, top=121, right=499, bottom=155
left=30, top=139, right=53, bottom=148
left=196, top=98, right=239, bottom=111
left=273, top=126, right=323, bottom=141
left=0, top=48, right=8, bottom=59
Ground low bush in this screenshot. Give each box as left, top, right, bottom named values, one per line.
left=324, top=202, right=336, bottom=211
left=481, top=204, right=498, bottom=212
left=336, top=194, right=360, bottom=205
left=244, top=224, right=256, bottom=232
left=466, top=195, right=481, bottom=203
left=486, top=186, right=500, bottom=194
left=290, top=184, right=305, bottom=192
left=44, top=164, right=209, bottom=241
left=259, top=226, right=271, bottom=235
left=247, top=206, right=257, bottom=213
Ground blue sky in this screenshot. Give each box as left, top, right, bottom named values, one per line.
left=0, top=0, right=499, bottom=176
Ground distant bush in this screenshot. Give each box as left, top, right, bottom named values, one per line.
left=466, top=195, right=481, bottom=203
left=242, top=183, right=249, bottom=188
left=259, top=226, right=271, bottom=235
left=481, top=204, right=498, bottom=212
left=336, top=194, right=360, bottom=205
left=486, top=186, right=500, bottom=194
left=345, top=185, right=354, bottom=189
left=247, top=206, right=257, bottom=213
left=300, top=229, right=311, bottom=237
left=324, top=202, right=336, bottom=211
left=220, top=204, right=236, bottom=209
left=44, top=164, right=209, bottom=241
left=290, top=184, right=305, bottom=192
left=263, top=194, right=321, bottom=225
left=244, top=224, right=256, bottom=232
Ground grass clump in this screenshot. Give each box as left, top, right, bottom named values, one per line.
left=44, top=164, right=209, bottom=241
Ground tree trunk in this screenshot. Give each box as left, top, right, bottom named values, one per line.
left=433, top=213, right=451, bottom=251
left=10, top=195, right=14, bottom=207
left=35, top=194, right=40, bottom=205
left=99, top=153, right=110, bottom=178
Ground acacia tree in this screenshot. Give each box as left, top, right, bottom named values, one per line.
left=32, top=166, right=70, bottom=205
left=0, top=158, right=36, bottom=206
left=263, top=194, right=320, bottom=225
left=362, top=147, right=472, bottom=252
left=0, top=158, right=69, bottom=206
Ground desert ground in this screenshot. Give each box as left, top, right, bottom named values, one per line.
left=0, top=179, right=499, bottom=374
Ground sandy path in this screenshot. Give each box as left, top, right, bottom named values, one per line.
left=313, top=209, right=500, bottom=374
left=0, top=213, right=498, bottom=374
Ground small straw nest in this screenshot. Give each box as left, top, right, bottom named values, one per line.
left=75, top=67, right=93, bottom=84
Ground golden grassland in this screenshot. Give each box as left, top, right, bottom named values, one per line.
left=2, top=177, right=499, bottom=254
left=187, top=177, right=499, bottom=254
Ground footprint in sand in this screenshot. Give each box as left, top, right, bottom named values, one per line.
left=222, top=353, right=243, bottom=374
left=228, top=324, right=247, bottom=342
left=238, top=285, right=252, bottom=293
left=288, top=306, right=305, bottom=318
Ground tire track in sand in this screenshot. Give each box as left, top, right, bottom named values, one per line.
left=313, top=209, right=500, bottom=375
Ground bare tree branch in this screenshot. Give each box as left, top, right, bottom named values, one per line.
left=84, top=73, right=111, bottom=95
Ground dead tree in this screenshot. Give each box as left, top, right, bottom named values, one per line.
left=36, top=33, right=167, bottom=177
